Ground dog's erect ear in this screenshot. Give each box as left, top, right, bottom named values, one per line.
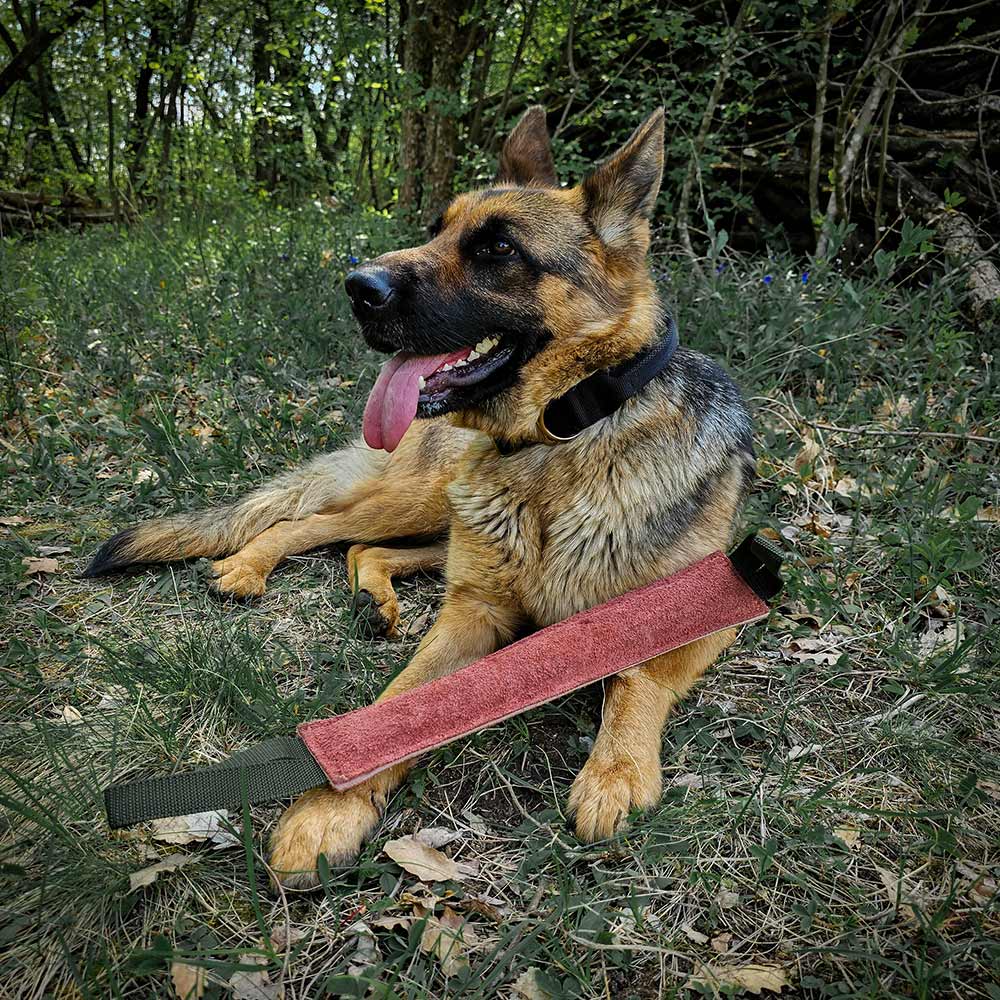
left=497, top=106, right=558, bottom=187
left=581, top=108, right=664, bottom=246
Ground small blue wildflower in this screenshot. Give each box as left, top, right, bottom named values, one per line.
left=279, top=252, right=290, bottom=262
left=763, top=274, right=773, bottom=285
left=348, top=254, right=360, bottom=265
left=715, top=262, right=727, bottom=274
left=801, top=271, right=809, bottom=284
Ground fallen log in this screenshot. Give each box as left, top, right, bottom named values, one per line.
left=0, top=188, right=133, bottom=233
left=890, top=159, right=1000, bottom=325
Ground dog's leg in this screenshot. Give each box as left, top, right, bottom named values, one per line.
left=209, top=491, right=448, bottom=598
left=268, top=587, right=523, bottom=888
left=568, top=627, right=737, bottom=842
left=346, top=542, right=447, bottom=638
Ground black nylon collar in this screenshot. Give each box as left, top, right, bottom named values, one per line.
left=495, top=315, right=679, bottom=455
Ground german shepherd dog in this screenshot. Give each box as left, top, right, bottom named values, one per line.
left=86, top=107, right=755, bottom=887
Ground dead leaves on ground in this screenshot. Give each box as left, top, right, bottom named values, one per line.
left=170, top=961, right=206, bottom=1000
left=130, top=852, right=197, bottom=891
left=512, top=967, right=556, bottom=999
left=21, top=556, right=59, bottom=575
left=687, top=960, right=792, bottom=996
left=331, top=829, right=508, bottom=979
left=169, top=955, right=281, bottom=1000
left=382, top=834, right=477, bottom=883
left=150, top=810, right=241, bottom=850
left=415, top=903, right=476, bottom=977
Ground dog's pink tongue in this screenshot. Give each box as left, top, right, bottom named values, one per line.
left=363, top=352, right=452, bottom=452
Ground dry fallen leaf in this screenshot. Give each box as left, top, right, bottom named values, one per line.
left=711, top=932, right=733, bottom=955
left=876, top=394, right=913, bottom=426
left=415, top=826, right=462, bottom=849
left=976, top=779, right=1000, bottom=802
left=673, top=772, right=708, bottom=789
left=383, top=835, right=464, bottom=882
left=268, top=924, right=310, bottom=951
left=22, top=556, right=59, bottom=575
left=418, top=905, right=473, bottom=977
left=345, top=921, right=379, bottom=977
left=974, top=506, right=999, bottom=522
left=170, top=962, right=206, bottom=1000
left=370, top=914, right=414, bottom=932
left=134, top=468, right=156, bottom=484
left=0, top=515, right=30, bottom=527
left=918, top=620, right=960, bottom=659
left=924, top=583, right=956, bottom=619
left=793, top=435, right=821, bottom=473
left=38, top=544, right=71, bottom=556
left=956, top=863, right=997, bottom=905
left=833, top=824, right=861, bottom=849
left=399, top=883, right=444, bottom=910
left=512, top=966, right=554, bottom=1000
left=60, top=705, right=84, bottom=725
left=682, top=924, right=709, bottom=945
left=457, top=896, right=505, bottom=922
left=129, top=852, right=196, bottom=890
left=407, top=607, right=433, bottom=635
left=876, top=866, right=918, bottom=922
left=687, top=960, right=791, bottom=996
left=150, top=810, right=240, bottom=849
left=716, top=889, right=739, bottom=909
left=780, top=637, right=840, bottom=666
left=229, top=954, right=281, bottom=1000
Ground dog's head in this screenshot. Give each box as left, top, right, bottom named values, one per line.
left=348, top=107, right=665, bottom=452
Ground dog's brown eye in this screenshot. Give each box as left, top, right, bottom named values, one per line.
left=476, top=238, right=515, bottom=258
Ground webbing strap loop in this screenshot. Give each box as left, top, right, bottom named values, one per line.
left=729, top=533, right=784, bottom=602
left=103, top=736, right=327, bottom=829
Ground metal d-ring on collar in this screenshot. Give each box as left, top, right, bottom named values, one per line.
left=528, top=314, right=680, bottom=448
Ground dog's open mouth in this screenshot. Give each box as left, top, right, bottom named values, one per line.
left=363, top=336, right=516, bottom=451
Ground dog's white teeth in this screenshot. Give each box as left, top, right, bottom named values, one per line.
left=454, top=358, right=467, bottom=368
left=442, top=363, right=452, bottom=372
left=474, top=340, right=486, bottom=353
left=417, top=376, right=426, bottom=390
left=467, top=350, right=480, bottom=362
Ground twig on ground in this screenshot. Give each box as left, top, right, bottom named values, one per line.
left=807, top=421, right=999, bottom=446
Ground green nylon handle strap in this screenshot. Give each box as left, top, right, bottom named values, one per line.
left=103, top=736, right=328, bottom=829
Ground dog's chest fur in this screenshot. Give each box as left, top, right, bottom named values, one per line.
left=446, top=351, right=755, bottom=628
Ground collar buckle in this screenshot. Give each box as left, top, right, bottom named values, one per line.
left=537, top=408, right=583, bottom=445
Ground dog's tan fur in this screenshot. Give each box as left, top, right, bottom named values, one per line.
left=87, top=107, right=756, bottom=888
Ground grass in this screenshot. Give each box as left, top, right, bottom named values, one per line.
left=1, top=203, right=997, bottom=999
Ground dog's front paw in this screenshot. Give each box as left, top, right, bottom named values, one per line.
left=268, top=786, right=381, bottom=889
left=210, top=556, right=267, bottom=598
left=568, top=753, right=662, bottom=842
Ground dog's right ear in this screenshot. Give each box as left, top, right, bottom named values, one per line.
left=496, top=106, right=558, bottom=187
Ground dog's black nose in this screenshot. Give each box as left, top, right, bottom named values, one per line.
left=345, top=268, right=394, bottom=314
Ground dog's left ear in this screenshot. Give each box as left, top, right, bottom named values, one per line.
left=497, top=106, right=558, bottom=187
left=581, top=108, right=664, bottom=246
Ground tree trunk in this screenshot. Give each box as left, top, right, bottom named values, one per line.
left=399, top=0, right=433, bottom=214
left=156, top=0, right=198, bottom=192
left=251, top=2, right=273, bottom=187
left=0, top=0, right=99, bottom=100
left=126, top=20, right=161, bottom=188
